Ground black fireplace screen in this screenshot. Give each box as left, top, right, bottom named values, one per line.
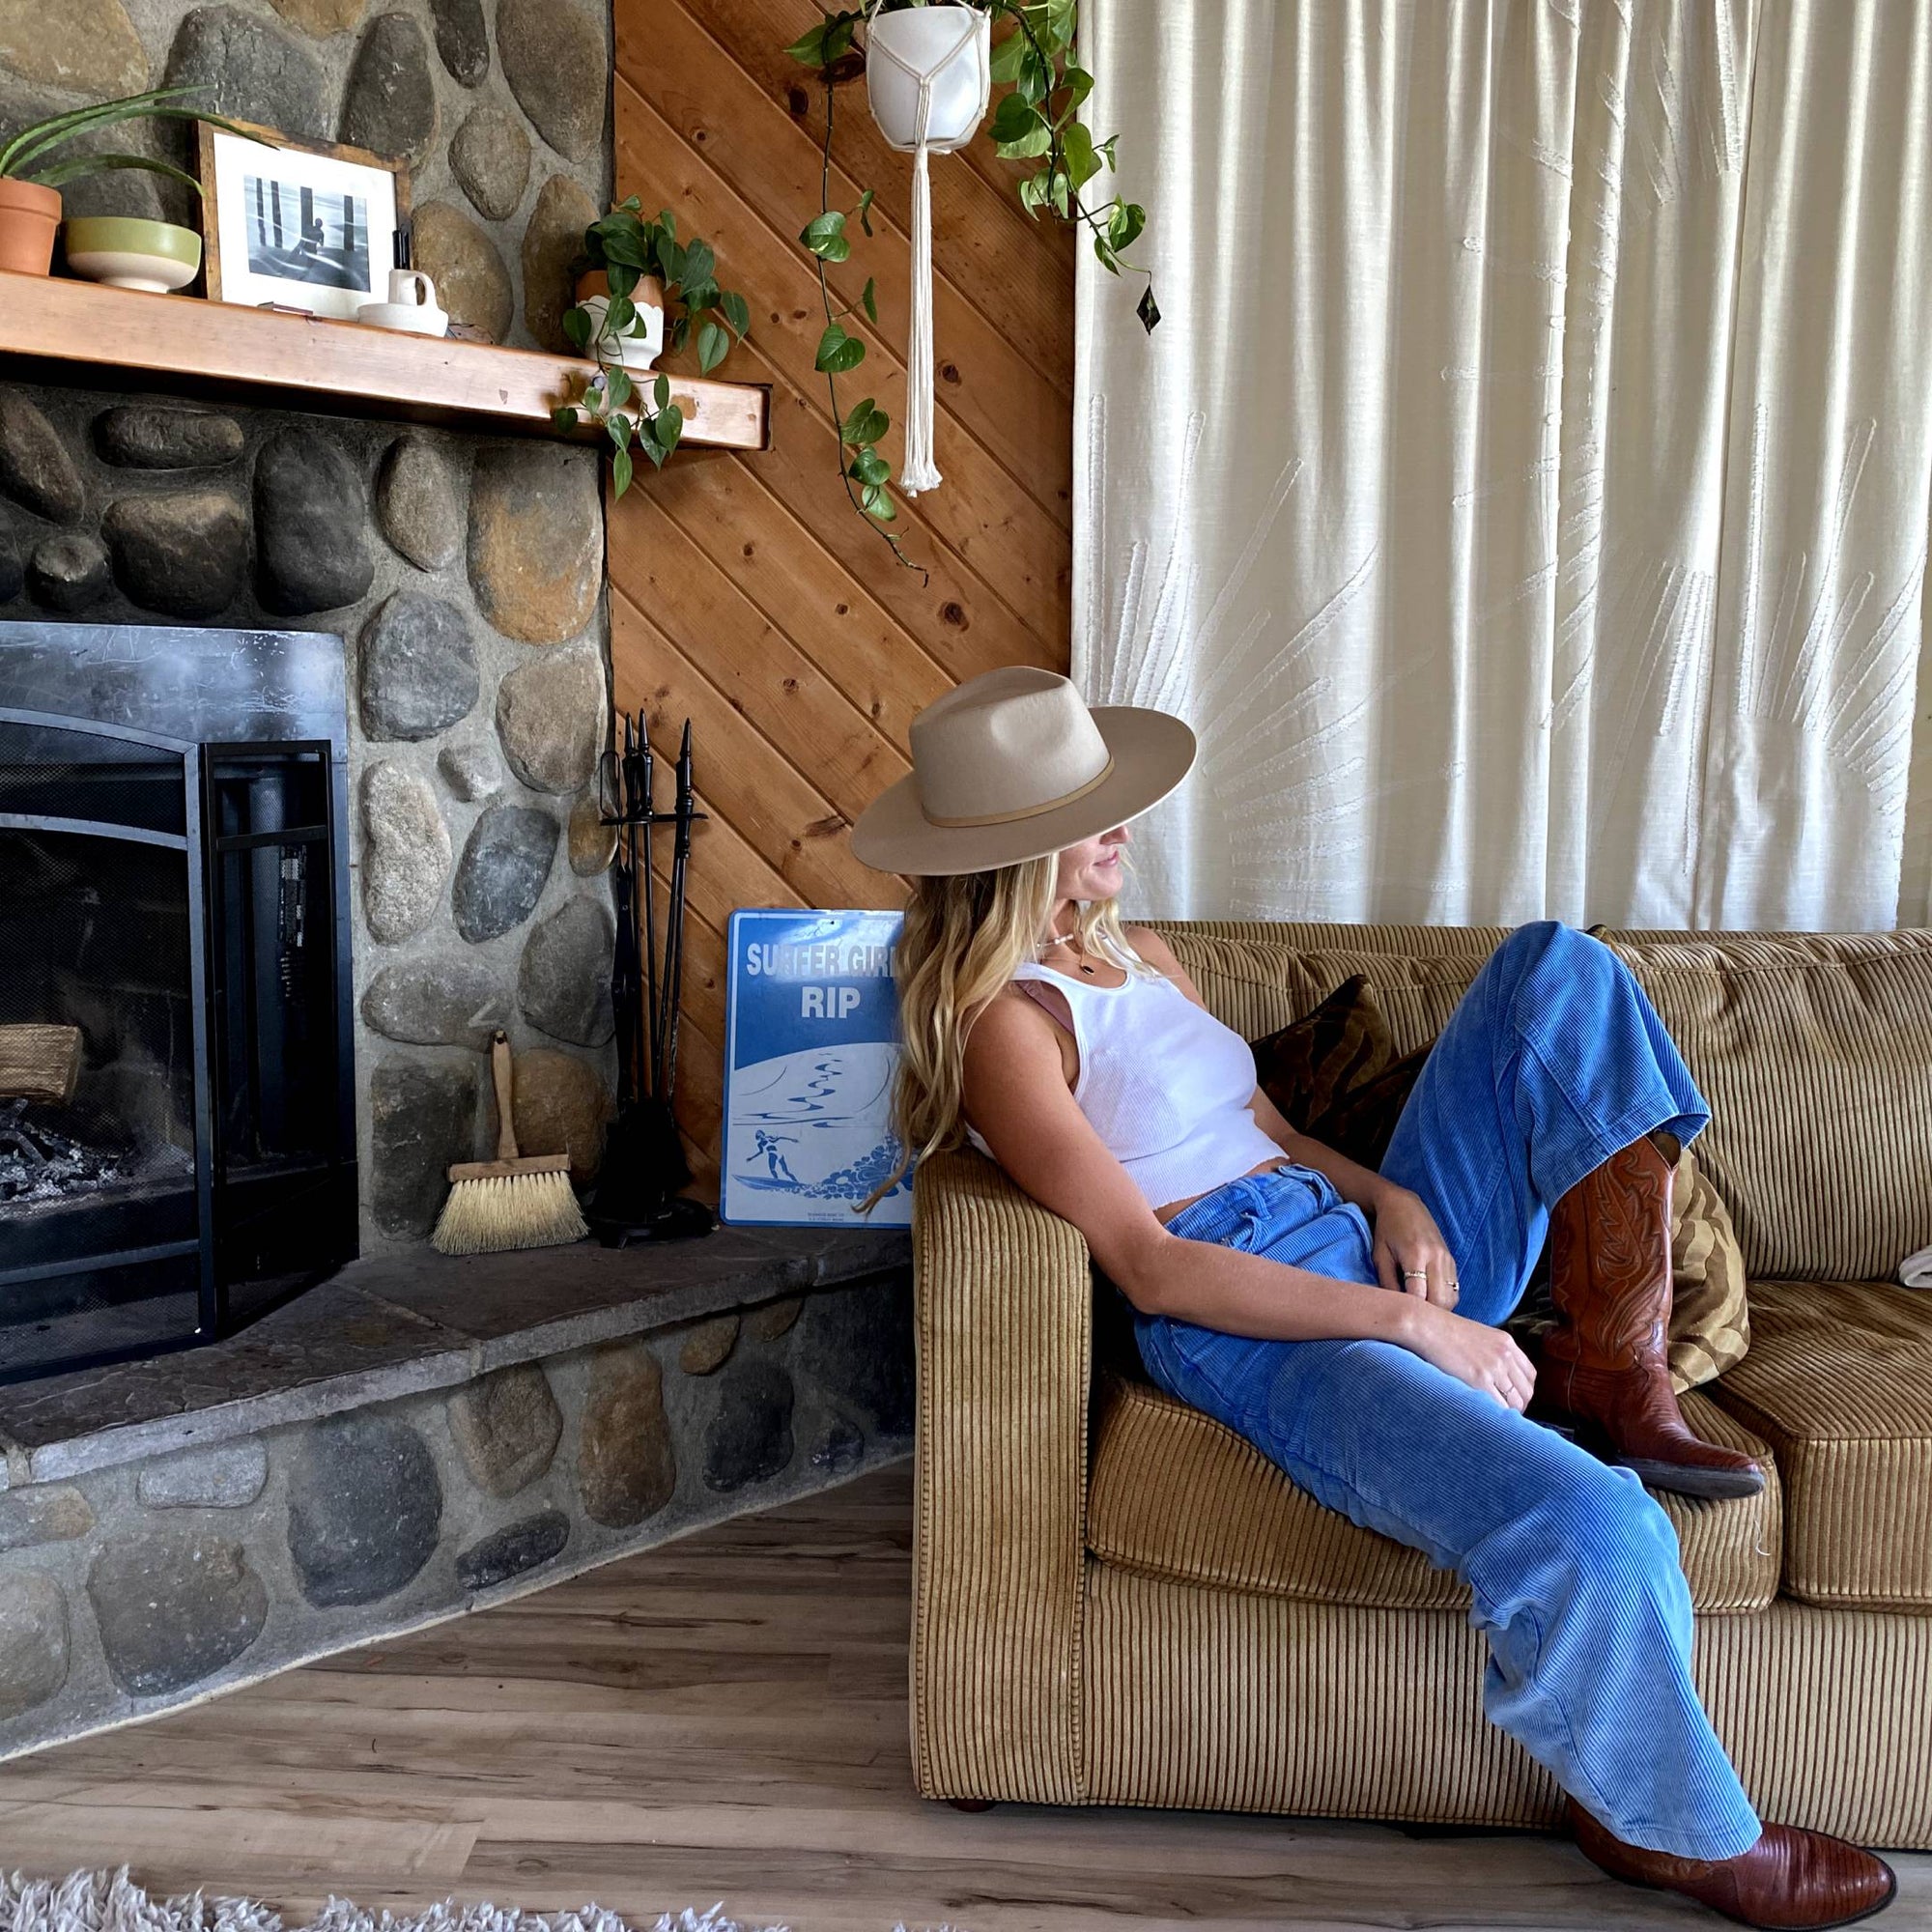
left=0, top=630, right=355, bottom=1384
left=204, top=743, right=353, bottom=1288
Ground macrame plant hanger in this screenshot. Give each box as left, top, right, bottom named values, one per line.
left=864, top=2, right=990, bottom=497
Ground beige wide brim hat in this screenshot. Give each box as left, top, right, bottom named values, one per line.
left=851, top=666, right=1196, bottom=876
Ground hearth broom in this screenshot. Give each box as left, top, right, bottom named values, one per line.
left=432, top=1030, right=586, bottom=1255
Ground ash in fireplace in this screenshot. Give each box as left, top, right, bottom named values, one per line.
left=0, top=1099, right=128, bottom=1207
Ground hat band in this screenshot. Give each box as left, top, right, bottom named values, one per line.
left=923, top=753, right=1116, bottom=829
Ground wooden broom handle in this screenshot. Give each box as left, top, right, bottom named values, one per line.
left=492, top=1031, right=521, bottom=1162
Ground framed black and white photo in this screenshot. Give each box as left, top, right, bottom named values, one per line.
left=196, top=120, right=409, bottom=318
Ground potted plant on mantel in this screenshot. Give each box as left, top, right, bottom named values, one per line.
left=0, top=84, right=251, bottom=283
left=554, top=199, right=752, bottom=497
left=787, top=0, right=1156, bottom=574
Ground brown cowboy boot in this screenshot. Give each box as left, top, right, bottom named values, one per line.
left=1536, top=1132, right=1765, bottom=1499
left=1570, top=1802, right=1897, bottom=1929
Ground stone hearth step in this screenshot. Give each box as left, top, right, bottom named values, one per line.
left=0, top=1226, right=908, bottom=1490
left=0, top=1226, right=914, bottom=1761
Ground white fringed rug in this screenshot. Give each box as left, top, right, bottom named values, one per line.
left=0, top=1872, right=936, bottom=1932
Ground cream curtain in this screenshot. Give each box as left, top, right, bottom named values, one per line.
left=1073, top=0, right=1932, bottom=929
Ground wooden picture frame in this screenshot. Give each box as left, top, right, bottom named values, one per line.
left=195, top=118, right=412, bottom=319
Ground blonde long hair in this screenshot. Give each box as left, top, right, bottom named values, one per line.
left=860, top=852, right=1145, bottom=1212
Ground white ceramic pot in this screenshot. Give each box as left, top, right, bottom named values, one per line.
left=866, top=5, right=991, bottom=153
left=577, top=290, right=665, bottom=371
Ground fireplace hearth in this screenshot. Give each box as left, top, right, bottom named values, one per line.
left=0, top=621, right=355, bottom=1383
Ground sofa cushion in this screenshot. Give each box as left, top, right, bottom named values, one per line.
left=1156, top=925, right=1505, bottom=1056
left=1601, top=931, right=1932, bottom=1282
left=1250, top=973, right=1432, bottom=1170
left=1306, top=1040, right=1432, bottom=1171
left=1171, top=923, right=1932, bottom=1283
left=1088, top=1371, right=1780, bottom=1616
left=1705, top=1277, right=1932, bottom=1609
left=1665, top=1147, right=1753, bottom=1390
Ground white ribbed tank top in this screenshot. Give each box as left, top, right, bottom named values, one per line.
left=965, top=961, right=1286, bottom=1209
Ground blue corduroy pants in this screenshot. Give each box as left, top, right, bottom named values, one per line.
left=1132, top=922, right=1764, bottom=1860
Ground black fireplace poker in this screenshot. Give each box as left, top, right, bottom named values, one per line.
left=585, top=711, right=713, bottom=1246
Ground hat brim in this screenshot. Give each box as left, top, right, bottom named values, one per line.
left=849, top=705, right=1197, bottom=876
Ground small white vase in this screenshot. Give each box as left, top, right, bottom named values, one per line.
left=866, top=5, right=991, bottom=153
left=578, top=291, right=665, bottom=370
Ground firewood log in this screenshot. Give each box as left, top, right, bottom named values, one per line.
left=0, top=1025, right=82, bottom=1105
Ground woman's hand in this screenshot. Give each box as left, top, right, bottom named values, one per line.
left=1401, top=1301, right=1538, bottom=1411
left=1372, top=1185, right=1462, bottom=1309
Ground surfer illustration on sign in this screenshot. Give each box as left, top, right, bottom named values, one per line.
left=751, top=1130, right=801, bottom=1185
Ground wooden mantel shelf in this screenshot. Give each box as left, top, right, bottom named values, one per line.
left=0, top=271, right=770, bottom=452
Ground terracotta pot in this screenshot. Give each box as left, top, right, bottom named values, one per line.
left=0, top=178, right=62, bottom=277
left=575, top=268, right=663, bottom=307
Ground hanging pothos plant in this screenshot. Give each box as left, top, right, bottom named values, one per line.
left=553, top=199, right=752, bottom=497
left=787, top=0, right=1155, bottom=573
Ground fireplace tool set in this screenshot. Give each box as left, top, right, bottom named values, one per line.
left=585, top=712, right=714, bottom=1245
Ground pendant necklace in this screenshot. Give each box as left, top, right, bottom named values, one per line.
left=1041, top=930, right=1098, bottom=976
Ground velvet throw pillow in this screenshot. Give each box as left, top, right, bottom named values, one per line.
left=1250, top=976, right=1426, bottom=1170
left=1249, top=973, right=1391, bottom=1134
left=1248, top=977, right=1751, bottom=1392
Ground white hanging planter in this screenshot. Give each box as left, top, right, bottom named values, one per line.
left=864, top=4, right=991, bottom=497
left=866, top=5, right=991, bottom=151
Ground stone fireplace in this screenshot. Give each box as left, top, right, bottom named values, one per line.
left=0, top=388, right=619, bottom=1269
left=0, top=0, right=623, bottom=1265
left=0, top=620, right=357, bottom=1382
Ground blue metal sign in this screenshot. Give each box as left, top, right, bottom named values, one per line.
left=720, top=908, right=911, bottom=1227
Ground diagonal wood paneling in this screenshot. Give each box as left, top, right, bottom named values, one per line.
left=612, top=86, right=1068, bottom=631
left=609, top=0, right=1072, bottom=1185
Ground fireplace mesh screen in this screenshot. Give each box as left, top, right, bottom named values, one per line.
left=0, top=732, right=206, bottom=1376
left=0, top=719, right=187, bottom=838
left=0, top=625, right=356, bottom=1385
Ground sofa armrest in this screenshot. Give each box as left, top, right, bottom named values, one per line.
left=909, top=1147, right=1092, bottom=1803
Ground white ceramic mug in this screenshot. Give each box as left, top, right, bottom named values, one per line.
left=388, top=269, right=439, bottom=310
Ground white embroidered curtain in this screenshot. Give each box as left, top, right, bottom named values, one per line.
left=1073, top=0, right=1932, bottom=929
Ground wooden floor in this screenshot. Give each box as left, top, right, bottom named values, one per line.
left=1, top=1466, right=1926, bottom=1932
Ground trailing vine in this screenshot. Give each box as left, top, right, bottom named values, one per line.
left=787, top=0, right=1154, bottom=571
left=802, top=67, right=922, bottom=576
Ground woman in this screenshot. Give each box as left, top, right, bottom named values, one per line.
left=852, top=667, right=1895, bottom=1932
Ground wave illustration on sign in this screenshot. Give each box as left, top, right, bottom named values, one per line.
left=727, top=1041, right=909, bottom=1208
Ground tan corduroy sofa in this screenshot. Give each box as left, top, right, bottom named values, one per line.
left=909, top=923, right=1932, bottom=1847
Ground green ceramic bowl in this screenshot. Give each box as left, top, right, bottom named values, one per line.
left=63, top=216, right=202, bottom=296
